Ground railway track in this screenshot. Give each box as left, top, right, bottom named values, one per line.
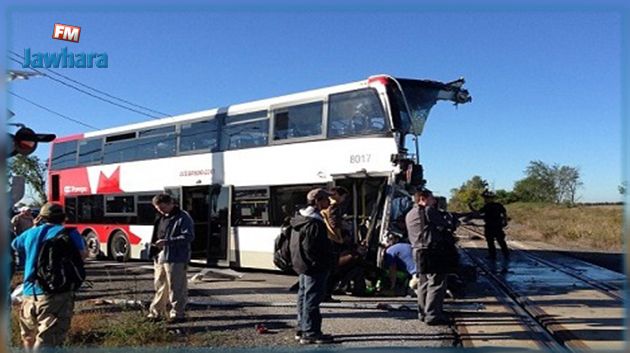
left=460, top=224, right=624, bottom=301
left=453, top=224, right=625, bottom=351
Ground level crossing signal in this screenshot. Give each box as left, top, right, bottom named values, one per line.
left=8, top=124, right=56, bottom=157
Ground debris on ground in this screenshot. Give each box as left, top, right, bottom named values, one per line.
left=190, top=268, right=245, bottom=282
left=255, top=323, right=269, bottom=334
left=90, top=299, right=146, bottom=309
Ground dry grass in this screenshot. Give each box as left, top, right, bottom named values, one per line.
left=99, top=312, right=173, bottom=347
left=11, top=273, right=23, bottom=291
left=65, top=311, right=108, bottom=346
left=505, top=203, right=623, bottom=251
left=10, top=306, right=21, bottom=347
left=9, top=306, right=172, bottom=348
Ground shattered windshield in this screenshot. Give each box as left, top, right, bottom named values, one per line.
left=396, top=79, right=441, bottom=136
left=394, top=78, right=471, bottom=137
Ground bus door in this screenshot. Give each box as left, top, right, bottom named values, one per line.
left=179, top=185, right=232, bottom=267
left=331, top=175, right=388, bottom=246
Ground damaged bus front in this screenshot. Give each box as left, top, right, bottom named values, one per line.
left=334, top=75, right=472, bottom=269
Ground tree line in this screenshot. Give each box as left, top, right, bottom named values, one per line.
left=8, top=155, right=48, bottom=207
left=449, top=160, right=583, bottom=210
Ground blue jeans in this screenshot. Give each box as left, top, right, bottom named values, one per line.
left=296, top=271, right=329, bottom=337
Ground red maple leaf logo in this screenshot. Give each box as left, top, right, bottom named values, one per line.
left=96, top=167, right=122, bottom=194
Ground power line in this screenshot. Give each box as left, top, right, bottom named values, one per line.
left=8, top=90, right=100, bottom=130
left=8, top=55, right=162, bottom=120
left=10, top=50, right=171, bottom=117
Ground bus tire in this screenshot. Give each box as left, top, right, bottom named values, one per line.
left=84, top=231, right=102, bottom=260
left=109, top=231, right=131, bottom=262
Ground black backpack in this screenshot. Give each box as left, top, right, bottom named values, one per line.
left=273, top=225, right=293, bottom=272
left=32, top=227, right=86, bottom=294
left=417, top=209, right=460, bottom=274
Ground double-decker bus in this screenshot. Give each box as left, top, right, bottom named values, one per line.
left=47, top=74, right=471, bottom=270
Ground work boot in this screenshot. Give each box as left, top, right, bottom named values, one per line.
left=322, top=296, right=340, bottom=303
left=300, top=334, right=334, bottom=344
left=425, top=315, right=451, bottom=326
left=426, top=318, right=450, bottom=326
left=146, top=313, right=163, bottom=323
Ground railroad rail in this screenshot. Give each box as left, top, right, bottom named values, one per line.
left=454, top=224, right=625, bottom=351
left=459, top=224, right=623, bottom=301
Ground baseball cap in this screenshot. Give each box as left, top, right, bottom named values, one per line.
left=306, top=188, right=333, bottom=202
left=39, top=202, right=65, bottom=218
left=19, top=206, right=31, bottom=212
left=414, top=187, right=433, bottom=197
left=482, top=190, right=496, bottom=198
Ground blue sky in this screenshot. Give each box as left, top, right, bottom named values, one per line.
left=5, top=5, right=624, bottom=202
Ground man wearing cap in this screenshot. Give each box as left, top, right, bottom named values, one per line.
left=11, top=202, right=87, bottom=349
left=469, top=190, right=510, bottom=264
left=289, top=188, right=335, bottom=344
left=11, top=206, right=34, bottom=237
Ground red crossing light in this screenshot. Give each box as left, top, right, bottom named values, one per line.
left=8, top=126, right=56, bottom=157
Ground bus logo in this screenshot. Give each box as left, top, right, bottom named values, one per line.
left=52, top=23, right=81, bottom=43
left=64, top=185, right=88, bottom=194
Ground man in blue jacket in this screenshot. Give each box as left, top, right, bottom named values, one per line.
left=289, top=188, right=335, bottom=344
left=148, top=193, right=195, bottom=323
left=12, top=202, right=87, bottom=349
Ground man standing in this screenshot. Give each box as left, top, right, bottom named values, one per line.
left=10, top=206, right=34, bottom=279
left=148, top=193, right=195, bottom=323
left=11, top=203, right=87, bottom=349
left=290, top=188, right=335, bottom=344
left=470, top=190, right=510, bottom=265
left=321, top=186, right=349, bottom=246
left=321, top=186, right=350, bottom=301
left=11, top=206, right=34, bottom=237
left=406, top=188, right=459, bottom=325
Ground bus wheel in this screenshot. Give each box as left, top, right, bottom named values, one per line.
left=84, top=231, right=101, bottom=260
left=109, top=231, right=130, bottom=262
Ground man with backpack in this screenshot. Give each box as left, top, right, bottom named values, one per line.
left=289, top=188, right=335, bottom=344
left=406, top=188, right=461, bottom=326
left=11, top=202, right=87, bottom=349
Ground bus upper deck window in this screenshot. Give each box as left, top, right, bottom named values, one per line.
left=273, top=102, right=323, bottom=141
left=328, top=89, right=387, bottom=138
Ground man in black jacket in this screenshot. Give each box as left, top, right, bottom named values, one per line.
left=406, top=188, right=461, bottom=325
left=289, top=188, right=335, bottom=344
left=469, top=190, right=509, bottom=263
